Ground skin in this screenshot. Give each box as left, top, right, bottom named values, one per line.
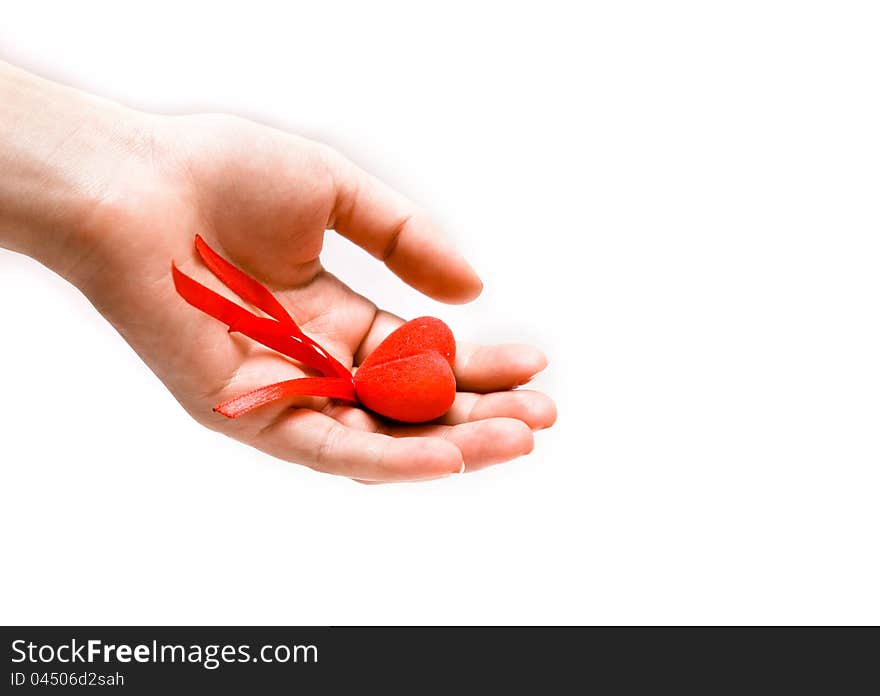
left=0, top=61, right=556, bottom=483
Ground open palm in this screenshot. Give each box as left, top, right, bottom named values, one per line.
left=81, top=114, right=555, bottom=482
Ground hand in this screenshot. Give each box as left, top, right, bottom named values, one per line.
left=1, top=65, right=556, bottom=482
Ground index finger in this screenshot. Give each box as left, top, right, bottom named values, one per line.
left=355, top=310, right=549, bottom=393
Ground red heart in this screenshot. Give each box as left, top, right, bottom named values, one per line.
left=354, top=317, right=456, bottom=422
left=175, top=237, right=461, bottom=423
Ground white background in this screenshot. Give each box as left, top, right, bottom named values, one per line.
left=1, top=1, right=878, bottom=625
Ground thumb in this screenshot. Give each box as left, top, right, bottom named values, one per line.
left=322, top=147, right=482, bottom=304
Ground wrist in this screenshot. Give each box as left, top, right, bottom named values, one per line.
left=0, top=61, right=158, bottom=282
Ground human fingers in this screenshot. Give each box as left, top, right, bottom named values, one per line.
left=355, top=310, right=548, bottom=392
left=255, top=408, right=463, bottom=482
left=323, top=148, right=482, bottom=304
